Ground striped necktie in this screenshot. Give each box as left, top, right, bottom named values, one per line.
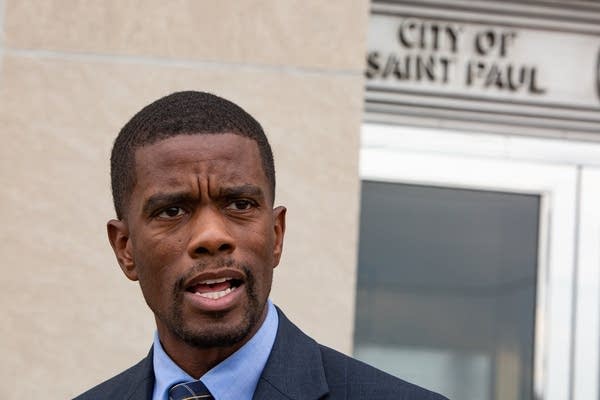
left=168, top=380, right=214, bottom=400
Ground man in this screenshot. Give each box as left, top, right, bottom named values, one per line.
left=75, top=91, right=447, bottom=400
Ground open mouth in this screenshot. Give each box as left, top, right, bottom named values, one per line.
left=187, top=277, right=243, bottom=300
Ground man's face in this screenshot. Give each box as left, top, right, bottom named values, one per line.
left=108, top=133, right=286, bottom=350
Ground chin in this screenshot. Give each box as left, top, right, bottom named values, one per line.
left=178, top=313, right=257, bottom=348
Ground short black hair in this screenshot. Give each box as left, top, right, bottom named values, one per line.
left=110, top=91, right=275, bottom=220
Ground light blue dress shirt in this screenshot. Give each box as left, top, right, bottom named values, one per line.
left=152, top=300, right=279, bottom=400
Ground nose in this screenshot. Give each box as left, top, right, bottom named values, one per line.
left=187, top=207, right=235, bottom=257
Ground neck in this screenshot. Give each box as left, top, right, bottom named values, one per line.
left=160, top=338, right=238, bottom=379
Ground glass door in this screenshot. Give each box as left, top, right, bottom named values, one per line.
left=355, top=182, right=539, bottom=400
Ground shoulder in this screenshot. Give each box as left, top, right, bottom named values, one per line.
left=273, top=308, right=448, bottom=399
left=73, top=352, right=154, bottom=400
left=318, top=344, right=448, bottom=400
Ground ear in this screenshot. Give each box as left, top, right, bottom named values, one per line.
left=107, top=219, right=138, bottom=281
left=271, top=206, right=287, bottom=268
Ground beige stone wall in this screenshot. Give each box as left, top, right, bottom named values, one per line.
left=0, top=1, right=368, bottom=398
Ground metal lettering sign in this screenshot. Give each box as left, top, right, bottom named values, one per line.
left=365, top=1, right=600, bottom=137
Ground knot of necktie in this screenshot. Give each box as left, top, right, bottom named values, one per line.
left=168, top=380, right=213, bottom=400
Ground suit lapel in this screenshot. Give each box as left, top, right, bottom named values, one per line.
left=125, top=348, right=155, bottom=400
left=253, top=308, right=329, bottom=400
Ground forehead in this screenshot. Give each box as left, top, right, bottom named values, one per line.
left=132, top=133, right=266, bottom=189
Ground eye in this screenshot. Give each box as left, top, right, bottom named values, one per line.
left=227, top=200, right=254, bottom=211
left=157, top=207, right=185, bottom=218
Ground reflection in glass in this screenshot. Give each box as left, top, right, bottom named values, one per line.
left=354, top=182, right=539, bottom=400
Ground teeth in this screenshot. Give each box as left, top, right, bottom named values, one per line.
left=200, top=277, right=232, bottom=285
left=195, top=287, right=236, bottom=300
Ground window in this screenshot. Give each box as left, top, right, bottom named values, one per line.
left=354, top=181, right=539, bottom=399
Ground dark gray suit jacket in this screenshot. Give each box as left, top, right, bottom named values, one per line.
left=74, top=309, right=448, bottom=399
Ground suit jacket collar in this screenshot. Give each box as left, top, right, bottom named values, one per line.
left=253, top=307, right=329, bottom=400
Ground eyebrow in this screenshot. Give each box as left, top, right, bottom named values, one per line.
left=219, top=184, right=265, bottom=199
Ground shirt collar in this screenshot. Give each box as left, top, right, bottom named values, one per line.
left=152, top=300, right=279, bottom=400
